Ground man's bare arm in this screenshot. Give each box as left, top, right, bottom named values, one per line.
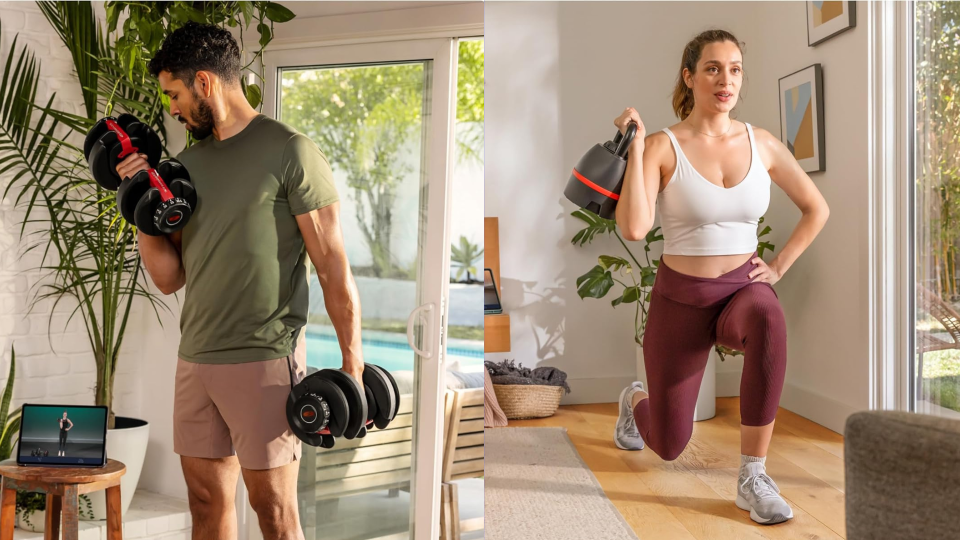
left=138, top=230, right=185, bottom=294
left=295, top=202, right=364, bottom=385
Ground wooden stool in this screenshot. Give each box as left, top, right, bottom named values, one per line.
left=0, top=459, right=126, bottom=540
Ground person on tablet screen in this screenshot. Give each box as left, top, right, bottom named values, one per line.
left=58, top=410, right=73, bottom=457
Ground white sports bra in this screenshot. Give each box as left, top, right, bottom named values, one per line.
left=657, top=122, right=771, bottom=256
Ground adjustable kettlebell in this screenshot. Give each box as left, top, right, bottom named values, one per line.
left=564, top=122, right=637, bottom=220
left=84, top=114, right=162, bottom=190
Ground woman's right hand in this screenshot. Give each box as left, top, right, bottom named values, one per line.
left=614, top=107, right=647, bottom=149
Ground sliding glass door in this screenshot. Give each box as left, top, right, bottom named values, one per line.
left=913, top=1, right=960, bottom=418
left=241, top=38, right=458, bottom=540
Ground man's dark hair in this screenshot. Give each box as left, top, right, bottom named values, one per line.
left=148, top=22, right=241, bottom=87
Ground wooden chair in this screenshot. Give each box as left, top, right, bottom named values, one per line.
left=917, top=286, right=960, bottom=397
left=439, top=387, right=484, bottom=540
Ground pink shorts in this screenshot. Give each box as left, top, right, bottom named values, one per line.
left=173, top=336, right=307, bottom=470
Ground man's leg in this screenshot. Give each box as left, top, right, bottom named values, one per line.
left=181, top=456, right=241, bottom=540
left=242, top=461, right=304, bottom=540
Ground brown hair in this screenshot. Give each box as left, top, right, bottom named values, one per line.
left=671, top=29, right=745, bottom=120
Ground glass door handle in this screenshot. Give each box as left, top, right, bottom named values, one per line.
left=406, top=303, right=435, bottom=360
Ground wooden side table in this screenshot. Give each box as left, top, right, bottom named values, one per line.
left=0, top=459, right=126, bottom=540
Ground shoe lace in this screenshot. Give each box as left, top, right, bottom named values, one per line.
left=740, top=472, right=781, bottom=500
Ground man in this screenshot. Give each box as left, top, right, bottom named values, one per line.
left=58, top=411, right=73, bottom=457
left=116, top=22, right=364, bottom=540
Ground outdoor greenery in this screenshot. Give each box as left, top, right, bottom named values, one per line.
left=570, top=210, right=774, bottom=361
left=0, top=2, right=295, bottom=428
left=307, top=314, right=483, bottom=342
left=917, top=1, right=960, bottom=300
left=282, top=40, right=485, bottom=279
left=451, top=235, right=483, bottom=283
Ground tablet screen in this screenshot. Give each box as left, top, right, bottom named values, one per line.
left=17, top=404, right=108, bottom=467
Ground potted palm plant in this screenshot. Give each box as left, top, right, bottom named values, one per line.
left=0, top=1, right=294, bottom=519
left=570, top=210, right=775, bottom=421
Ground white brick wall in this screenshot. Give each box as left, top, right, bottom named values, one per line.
left=0, top=2, right=144, bottom=421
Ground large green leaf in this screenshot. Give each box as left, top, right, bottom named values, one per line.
left=576, top=265, right=614, bottom=299
left=571, top=209, right=616, bottom=246
left=266, top=2, right=296, bottom=23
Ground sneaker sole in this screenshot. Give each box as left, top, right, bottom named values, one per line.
left=735, top=494, right=793, bottom=525
left=614, top=385, right=644, bottom=451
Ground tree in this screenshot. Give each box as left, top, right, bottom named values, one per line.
left=451, top=236, right=483, bottom=283
left=917, top=2, right=960, bottom=299
left=281, top=40, right=485, bottom=278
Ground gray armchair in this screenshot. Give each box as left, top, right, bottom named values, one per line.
left=845, top=410, right=960, bottom=539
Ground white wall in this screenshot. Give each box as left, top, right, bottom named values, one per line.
left=486, top=1, right=867, bottom=433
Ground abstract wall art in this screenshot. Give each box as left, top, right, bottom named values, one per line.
left=807, top=1, right=856, bottom=46
left=779, top=64, right=825, bottom=173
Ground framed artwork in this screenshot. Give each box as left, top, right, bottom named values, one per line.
left=779, top=64, right=825, bottom=173
left=806, top=1, right=856, bottom=46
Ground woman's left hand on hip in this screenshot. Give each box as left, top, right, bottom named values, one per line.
left=748, top=257, right=781, bottom=285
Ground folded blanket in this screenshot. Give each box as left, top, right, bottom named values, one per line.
left=484, top=359, right=571, bottom=394
left=484, top=369, right=508, bottom=427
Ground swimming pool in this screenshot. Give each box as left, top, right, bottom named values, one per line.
left=305, top=325, right=484, bottom=373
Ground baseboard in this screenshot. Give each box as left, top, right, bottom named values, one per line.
left=561, top=376, right=637, bottom=405
left=568, top=373, right=858, bottom=435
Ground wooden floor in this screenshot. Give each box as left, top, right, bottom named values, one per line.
left=509, top=397, right=846, bottom=540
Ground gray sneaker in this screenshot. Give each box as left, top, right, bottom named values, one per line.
left=614, top=381, right=645, bottom=450
left=735, top=462, right=794, bottom=524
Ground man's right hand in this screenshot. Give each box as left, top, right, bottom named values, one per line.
left=115, top=152, right=151, bottom=184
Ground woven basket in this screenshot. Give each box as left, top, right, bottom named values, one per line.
left=492, top=383, right=563, bottom=419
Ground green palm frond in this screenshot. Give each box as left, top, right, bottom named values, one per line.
left=0, top=347, right=21, bottom=460
left=0, top=11, right=171, bottom=426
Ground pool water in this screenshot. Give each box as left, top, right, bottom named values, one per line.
left=305, top=326, right=484, bottom=373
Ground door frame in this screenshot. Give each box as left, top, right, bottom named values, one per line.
left=235, top=37, right=459, bottom=540
left=866, top=0, right=915, bottom=412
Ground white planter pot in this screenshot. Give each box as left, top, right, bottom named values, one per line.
left=83, top=416, right=150, bottom=521
left=16, top=507, right=46, bottom=532
left=636, top=343, right=716, bottom=422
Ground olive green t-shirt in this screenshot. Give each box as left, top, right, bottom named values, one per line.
left=174, top=114, right=339, bottom=364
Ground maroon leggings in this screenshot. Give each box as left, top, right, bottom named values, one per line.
left=633, top=252, right=787, bottom=461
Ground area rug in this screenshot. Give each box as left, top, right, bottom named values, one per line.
left=485, top=427, right=639, bottom=540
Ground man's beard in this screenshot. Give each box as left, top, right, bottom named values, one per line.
left=183, top=92, right=215, bottom=140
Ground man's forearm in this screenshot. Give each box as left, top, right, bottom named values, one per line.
left=138, top=231, right=185, bottom=294
left=321, top=267, right=363, bottom=369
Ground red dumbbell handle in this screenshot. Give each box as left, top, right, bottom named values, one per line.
left=147, top=169, right=174, bottom=203
left=104, top=118, right=139, bottom=159
left=311, top=419, right=375, bottom=436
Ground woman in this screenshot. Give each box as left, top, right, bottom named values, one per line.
left=611, top=29, right=829, bottom=525
left=58, top=410, right=73, bottom=457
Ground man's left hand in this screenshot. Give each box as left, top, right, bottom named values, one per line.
left=342, top=363, right=365, bottom=390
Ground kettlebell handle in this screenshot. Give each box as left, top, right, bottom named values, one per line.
left=612, top=122, right=638, bottom=158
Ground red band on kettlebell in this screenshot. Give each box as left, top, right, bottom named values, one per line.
left=572, top=168, right=620, bottom=201
left=147, top=169, right=174, bottom=202
left=105, top=118, right=139, bottom=159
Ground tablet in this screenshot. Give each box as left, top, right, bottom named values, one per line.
left=484, top=268, right=503, bottom=313
left=17, top=404, right=108, bottom=467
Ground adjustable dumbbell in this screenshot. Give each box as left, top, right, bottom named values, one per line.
left=563, top=122, right=637, bottom=220
left=84, top=114, right=162, bottom=191
left=287, top=363, right=401, bottom=448
left=84, top=114, right=197, bottom=235
left=118, top=159, right=197, bottom=236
